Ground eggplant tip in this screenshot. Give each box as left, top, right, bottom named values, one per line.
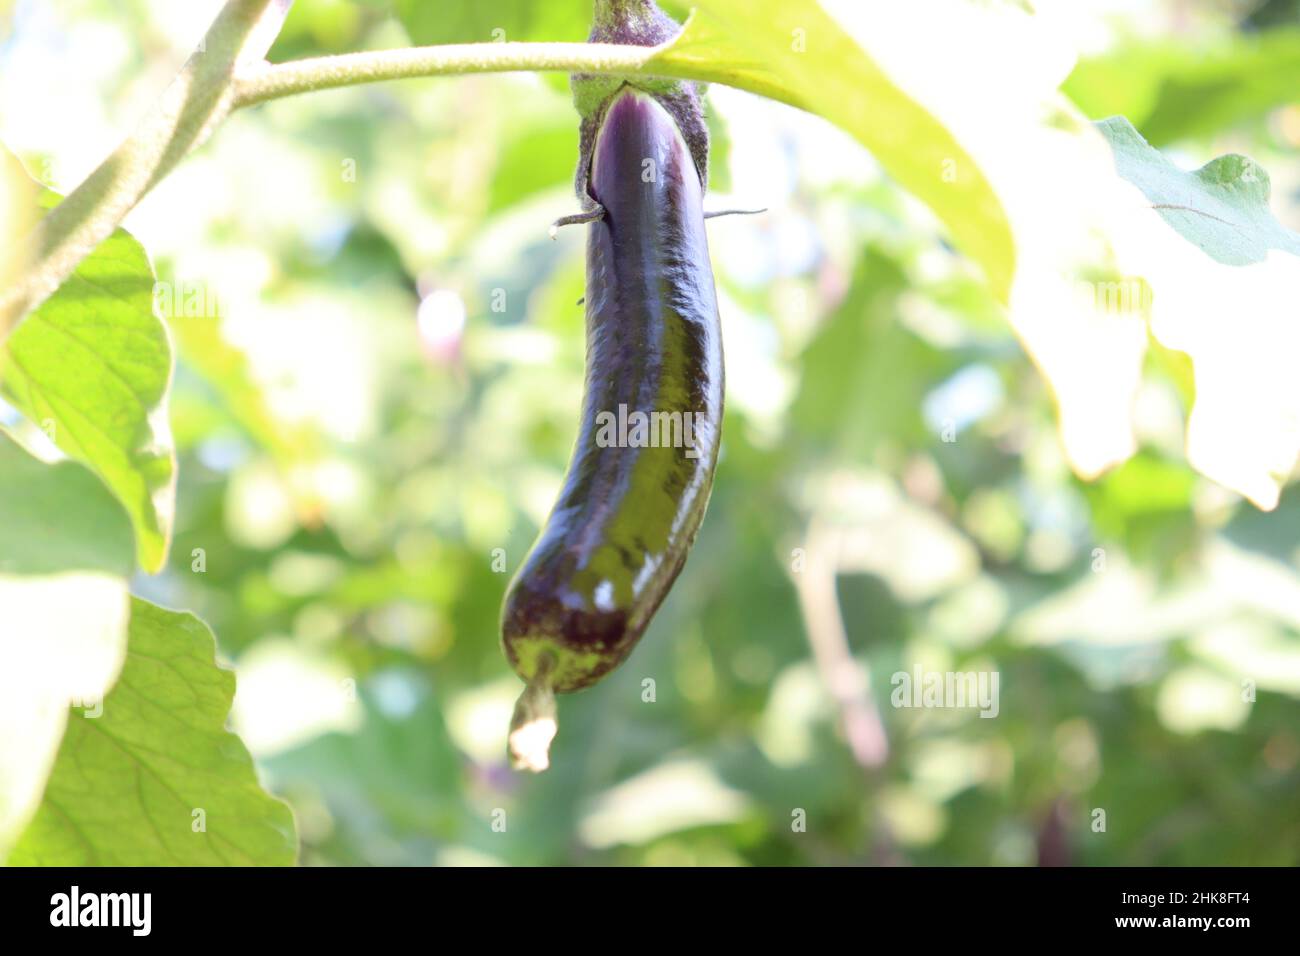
left=508, top=711, right=558, bottom=773
left=507, top=660, right=558, bottom=772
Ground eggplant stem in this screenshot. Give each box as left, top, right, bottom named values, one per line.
left=508, top=652, right=559, bottom=772
left=704, top=207, right=767, bottom=219
left=549, top=205, right=607, bottom=238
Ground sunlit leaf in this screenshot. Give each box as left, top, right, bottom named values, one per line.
left=1099, top=116, right=1300, bottom=266
left=649, top=0, right=1015, bottom=301
left=1098, top=118, right=1300, bottom=508
left=10, top=598, right=298, bottom=866
left=821, top=3, right=1300, bottom=505
left=0, top=185, right=175, bottom=571
left=0, top=431, right=131, bottom=861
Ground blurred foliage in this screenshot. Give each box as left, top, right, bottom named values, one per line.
left=1065, top=26, right=1300, bottom=146
left=3, top=0, right=1298, bottom=866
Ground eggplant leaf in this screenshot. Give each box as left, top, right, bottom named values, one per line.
left=0, top=431, right=132, bottom=862
left=0, top=177, right=175, bottom=572
left=10, top=598, right=298, bottom=866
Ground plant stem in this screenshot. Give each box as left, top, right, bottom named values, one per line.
left=792, top=520, right=889, bottom=771
left=0, top=0, right=293, bottom=340
left=232, top=41, right=689, bottom=108
left=2, top=6, right=737, bottom=342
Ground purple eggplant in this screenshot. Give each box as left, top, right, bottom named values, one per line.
left=501, top=73, right=723, bottom=770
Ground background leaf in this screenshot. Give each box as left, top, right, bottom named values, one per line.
left=394, top=0, right=591, bottom=44
left=1065, top=28, right=1300, bottom=146
left=0, top=431, right=134, bottom=577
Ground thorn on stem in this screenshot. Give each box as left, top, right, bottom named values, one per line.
left=549, top=205, right=606, bottom=239
left=704, top=207, right=767, bottom=220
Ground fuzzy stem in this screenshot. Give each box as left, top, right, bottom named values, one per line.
left=0, top=0, right=293, bottom=340
left=231, top=41, right=701, bottom=109
left=592, top=0, right=662, bottom=35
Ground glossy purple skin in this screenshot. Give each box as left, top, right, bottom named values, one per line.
left=501, top=88, right=723, bottom=692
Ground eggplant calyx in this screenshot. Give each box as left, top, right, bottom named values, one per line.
left=591, top=0, right=673, bottom=43
left=571, top=0, right=710, bottom=208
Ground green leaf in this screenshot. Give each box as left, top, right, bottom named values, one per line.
left=9, top=598, right=298, bottom=866
left=648, top=0, right=1015, bottom=301
left=0, top=430, right=134, bottom=577
left=1097, top=116, right=1300, bottom=267
left=0, top=190, right=176, bottom=572
left=0, top=430, right=132, bottom=860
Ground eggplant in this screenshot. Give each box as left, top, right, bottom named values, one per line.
left=501, top=79, right=724, bottom=771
